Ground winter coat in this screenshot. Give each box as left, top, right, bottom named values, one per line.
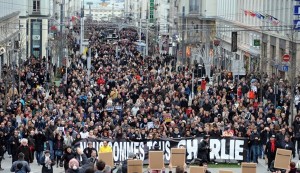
left=34, top=133, right=47, bottom=152
left=197, top=140, right=210, bottom=162
left=0, top=135, right=5, bottom=156
left=40, top=156, right=55, bottom=173
left=62, top=151, right=75, bottom=170
left=53, top=138, right=64, bottom=151
left=83, top=147, right=97, bottom=158
left=10, top=160, right=31, bottom=173
left=17, top=145, right=32, bottom=163
left=265, top=140, right=279, bottom=158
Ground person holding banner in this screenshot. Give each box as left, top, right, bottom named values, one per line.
left=84, top=142, right=97, bottom=158
left=197, top=135, right=211, bottom=163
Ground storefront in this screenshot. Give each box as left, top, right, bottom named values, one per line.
left=30, top=19, right=43, bottom=58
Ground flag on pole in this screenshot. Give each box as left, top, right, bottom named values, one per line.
left=71, top=16, right=78, bottom=22
left=255, top=12, right=265, bottom=20
left=50, top=25, right=57, bottom=31
left=249, top=11, right=256, bottom=17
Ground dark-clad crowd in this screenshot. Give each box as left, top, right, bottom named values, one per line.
left=0, top=17, right=299, bottom=173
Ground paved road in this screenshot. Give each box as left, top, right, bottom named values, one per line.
left=1, top=153, right=273, bottom=173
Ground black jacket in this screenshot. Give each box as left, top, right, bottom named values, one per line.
left=83, top=147, right=97, bottom=158
left=40, top=156, right=55, bottom=173
left=265, top=140, right=279, bottom=158
left=260, top=130, right=274, bottom=145
left=0, top=135, right=5, bottom=156
left=34, top=133, right=47, bottom=152
left=62, top=151, right=75, bottom=170
left=250, top=132, right=260, bottom=145
left=197, top=140, right=210, bottom=162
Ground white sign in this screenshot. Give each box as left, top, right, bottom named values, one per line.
left=32, top=35, right=40, bottom=40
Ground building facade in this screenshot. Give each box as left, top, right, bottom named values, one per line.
left=17, top=0, right=51, bottom=59
left=216, top=0, right=300, bottom=79
left=84, top=0, right=125, bottom=21
left=0, top=0, right=21, bottom=65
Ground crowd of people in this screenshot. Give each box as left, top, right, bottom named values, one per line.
left=0, top=17, right=299, bottom=173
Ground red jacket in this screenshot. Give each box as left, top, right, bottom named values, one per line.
left=97, top=78, right=105, bottom=85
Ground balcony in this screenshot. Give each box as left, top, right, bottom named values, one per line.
left=31, top=10, right=41, bottom=15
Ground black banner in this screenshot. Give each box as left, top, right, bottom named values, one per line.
left=78, top=137, right=248, bottom=164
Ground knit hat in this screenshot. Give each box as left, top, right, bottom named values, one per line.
left=69, top=158, right=79, bottom=170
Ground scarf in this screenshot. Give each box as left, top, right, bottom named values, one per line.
left=270, top=140, right=276, bottom=152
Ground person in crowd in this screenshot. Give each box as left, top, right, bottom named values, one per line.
left=17, top=139, right=32, bottom=164
left=265, top=135, right=279, bottom=170
left=65, top=148, right=92, bottom=173
left=27, top=130, right=35, bottom=163
left=45, top=121, right=57, bottom=160
left=62, top=146, right=76, bottom=172
left=54, top=134, right=64, bottom=167
left=40, top=150, right=55, bottom=173
left=0, top=132, right=5, bottom=171
left=286, top=162, right=298, bottom=173
left=10, top=131, right=20, bottom=163
left=174, top=166, right=186, bottom=173
left=199, top=161, right=211, bottom=173
left=84, top=142, right=97, bottom=158
left=281, top=135, right=295, bottom=157
left=88, top=150, right=98, bottom=164
left=98, top=141, right=112, bottom=154
left=197, top=135, right=210, bottom=163
left=94, top=160, right=111, bottom=173
left=34, top=129, right=47, bottom=165
left=250, top=127, right=260, bottom=163
left=10, top=153, right=31, bottom=173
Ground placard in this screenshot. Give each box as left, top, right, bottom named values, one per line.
left=170, top=148, right=186, bottom=167
left=241, top=162, right=256, bottom=173
left=190, top=166, right=205, bottom=173
left=274, top=148, right=292, bottom=169
left=98, top=152, right=113, bottom=167
left=127, top=160, right=143, bottom=173
left=149, top=151, right=164, bottom=170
